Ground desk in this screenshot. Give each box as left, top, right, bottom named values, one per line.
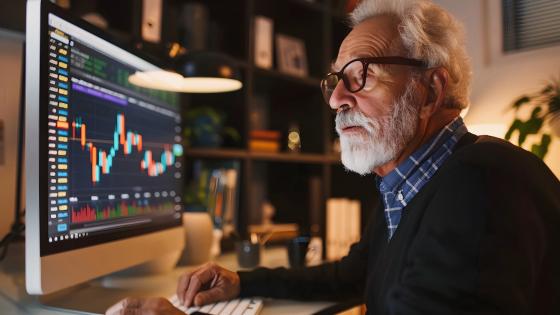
left=0, top=242, right=338, bottom=315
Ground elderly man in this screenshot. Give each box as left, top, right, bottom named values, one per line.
left=108, top=0, right=560, bottom=314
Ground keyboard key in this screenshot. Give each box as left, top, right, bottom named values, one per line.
left=220, top=299, right=240, bottom=314
left=168, top=294, right=262, bottom=315
left=231, top=299, right=250, bottom=315
left=241, top=299, right=263, bottom=315
left=199, top=303, right=215, bottom=313
left=209, top=301, right=228, bottom=314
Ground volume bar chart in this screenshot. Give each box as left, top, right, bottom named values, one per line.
left=71, top=201, right=176, bottom=224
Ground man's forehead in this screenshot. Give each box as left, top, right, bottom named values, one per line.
left=331, top=54, right=369, bottom=72
left=332, top=15, right=402, bottom=71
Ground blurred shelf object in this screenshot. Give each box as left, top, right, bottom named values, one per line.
left=249, top=223, right=299, bottom=243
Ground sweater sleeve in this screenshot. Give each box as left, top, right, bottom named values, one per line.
left=237, top=209, right=382, bottom=301
left=386, top=163, right=547, bottom=315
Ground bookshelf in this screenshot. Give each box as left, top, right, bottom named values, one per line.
left=169, top=0, right=379, bottom=242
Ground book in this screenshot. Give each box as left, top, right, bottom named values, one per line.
left=248, top=139, right=280, bottom=152
left=326, top=198, right=361, bottom=261
left=249, top=129, right=281, bottom=141
left=254, top=16, right=273, bottom=69
left=326, top=198, right=338, bottom=261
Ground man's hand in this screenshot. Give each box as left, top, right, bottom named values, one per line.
left=176, top=262, right=240, bottom=308
left=105, top=297, right=183, bottom=315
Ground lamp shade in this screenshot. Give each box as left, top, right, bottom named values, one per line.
left=129, top=51, right=243, bottom=93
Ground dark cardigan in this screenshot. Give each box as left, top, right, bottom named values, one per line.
left=239, top=133, right=560, bottom=315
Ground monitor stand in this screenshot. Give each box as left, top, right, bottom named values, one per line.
left=38, top=250, right=183, bottom=314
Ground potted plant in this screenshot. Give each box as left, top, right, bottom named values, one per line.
left=505, top=76, right=560, bottom=159
left=183, top=106, right=240, bottom=148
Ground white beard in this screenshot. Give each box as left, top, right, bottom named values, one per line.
left=335, top=82, right=420, bottom=175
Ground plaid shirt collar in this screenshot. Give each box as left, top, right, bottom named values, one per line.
left=376, top=116, right=468, bottom=240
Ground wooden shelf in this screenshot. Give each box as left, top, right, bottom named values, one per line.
left=253, top=67, right=321, bottom=88
left=184, top=148, right=341, bottom=164
left=287, top=0, right=326, bottom=12
left=250, top=151, right=337, bottom=164
left=183, top=148, right=247, bottom=159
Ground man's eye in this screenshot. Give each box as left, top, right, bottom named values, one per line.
left=362, top=72, right=378, bottom=91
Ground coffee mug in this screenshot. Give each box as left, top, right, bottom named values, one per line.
left=235, top=240, right=261, bottom=269
left=287, top=236, right=310, bottom=268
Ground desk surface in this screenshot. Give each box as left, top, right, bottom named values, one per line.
left=0, top=243, right=336, bottom=315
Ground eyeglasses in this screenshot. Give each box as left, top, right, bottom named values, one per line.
left=320, top=56, right=425, bottom=104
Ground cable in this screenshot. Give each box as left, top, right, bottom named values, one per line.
left=0, top=223, right=25, bottom=261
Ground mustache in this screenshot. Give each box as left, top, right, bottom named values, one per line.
left=335, top=109, right=378, bottom=135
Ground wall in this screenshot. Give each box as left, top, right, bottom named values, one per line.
left=0, top=29, right=24, bottom=238
left=434, top=0, right=560, bottom=177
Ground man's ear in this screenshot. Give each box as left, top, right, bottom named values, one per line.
left=420, top=67, right=449, bottom=119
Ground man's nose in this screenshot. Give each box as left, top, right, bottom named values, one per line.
left=329, top=80, right=354, bottom=112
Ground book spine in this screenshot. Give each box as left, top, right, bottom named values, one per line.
left=248, top=140, right=280, bottom=152
left=254, top=16, right=273, bottom=69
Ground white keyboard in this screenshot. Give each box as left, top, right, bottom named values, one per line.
left=169, top=294, right=263, bottom=315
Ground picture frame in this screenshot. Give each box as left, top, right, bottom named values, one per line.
left=275, top=34, right=308, bottom=77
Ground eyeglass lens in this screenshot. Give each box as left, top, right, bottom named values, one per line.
left=321, top=59, right=366, bottom=104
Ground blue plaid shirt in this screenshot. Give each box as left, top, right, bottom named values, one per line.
left=376, top=117, right=468, bottom=240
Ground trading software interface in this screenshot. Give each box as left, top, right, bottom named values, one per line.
left=45, top=13, right=183, bottom=251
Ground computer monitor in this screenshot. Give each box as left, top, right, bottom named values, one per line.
left=25, top=0, right=185, bottom=295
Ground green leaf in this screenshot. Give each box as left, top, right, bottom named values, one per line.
left=512, top=95, right=531, bottom=110
left=506, top=75, right=559, bottom=157
left=507, top=110, right=543, bottom=146
left=530, top=106, right=542, bottom=118
left=505, top=119, right=521, bottom=140
left=530, top=134, right=551, bottom=159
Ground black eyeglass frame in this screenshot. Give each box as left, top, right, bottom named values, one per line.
left=321, top=56, right=426, bottom=103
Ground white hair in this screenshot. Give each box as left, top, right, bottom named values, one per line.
left=350, top=0, right=471, bottom=109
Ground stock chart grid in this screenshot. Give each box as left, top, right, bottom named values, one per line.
left=46, top=25, right=183, bottom=244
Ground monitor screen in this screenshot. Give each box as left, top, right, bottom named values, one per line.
left=42, top=12, right=183, bottom=256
